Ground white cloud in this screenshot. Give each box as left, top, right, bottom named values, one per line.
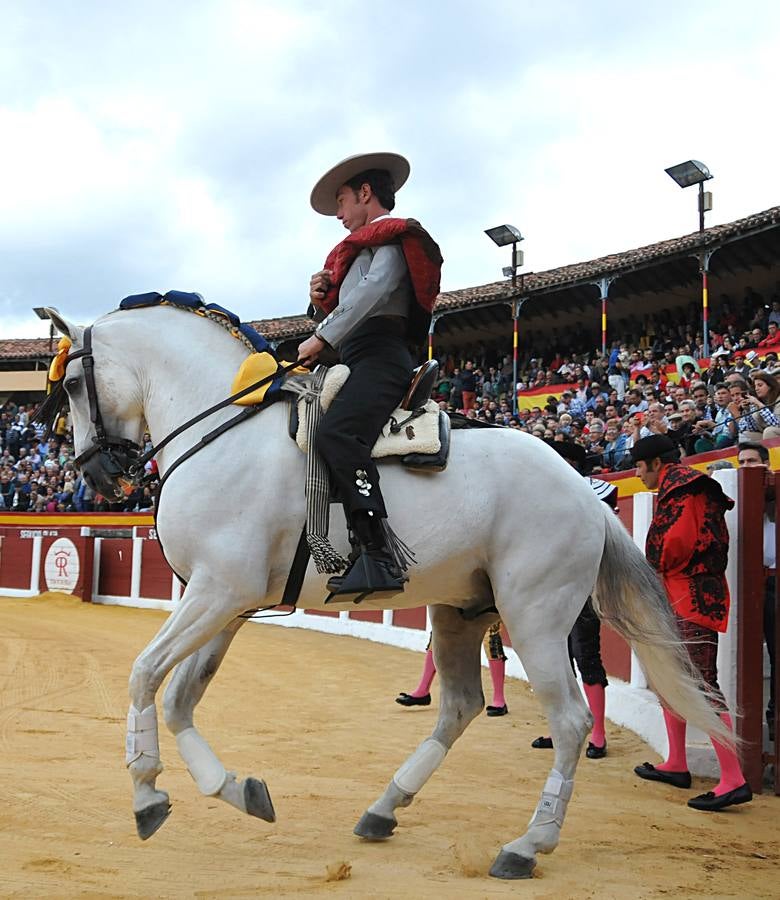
left=1, top=0, right=779, bottom=339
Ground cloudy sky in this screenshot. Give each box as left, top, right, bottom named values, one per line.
left=2, top=0, right=779, bottom=339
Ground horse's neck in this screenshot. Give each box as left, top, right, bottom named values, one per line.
left=128, top=309, right=250, bottom=469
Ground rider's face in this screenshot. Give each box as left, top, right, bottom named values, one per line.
left=335, top=185, right=369, bottom=233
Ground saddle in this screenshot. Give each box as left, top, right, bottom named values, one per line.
left=287, top=360, right=451, bottom=472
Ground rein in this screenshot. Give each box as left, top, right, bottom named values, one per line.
left=128, top=358, right=301, bottom=478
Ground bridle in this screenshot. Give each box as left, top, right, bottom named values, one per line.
left=69, top=325, right=144, bottom=481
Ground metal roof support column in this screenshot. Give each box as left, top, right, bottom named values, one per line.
left=505, top=289, right=529, bottom=416
left=593, top=276, right=615, bottom=357
left=427, top=314, right=440, bottom=362
left=700, top=249, right=715, bottom=359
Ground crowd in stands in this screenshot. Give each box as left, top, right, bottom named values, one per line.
left=2, top=287, right=779, bottom=510
left=0, top=405, right=155, bottom=512
left=431, top=288, right=780, bottom=472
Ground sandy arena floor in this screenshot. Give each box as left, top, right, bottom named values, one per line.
left=0, top=593, right=777, bottom=899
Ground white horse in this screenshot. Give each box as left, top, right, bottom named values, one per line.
left=45, top=304, right=730, bottom=880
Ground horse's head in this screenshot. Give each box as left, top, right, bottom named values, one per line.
left=45, top=309, right=146, bottom=500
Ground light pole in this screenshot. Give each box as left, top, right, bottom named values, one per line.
left=664, top=160, right=713, bottom=356
left=485, top=224, right=524, bottom=414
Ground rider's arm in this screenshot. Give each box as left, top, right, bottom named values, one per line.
left=314, top=245, right=408, bottom=348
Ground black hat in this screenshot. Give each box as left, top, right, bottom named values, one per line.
left=547, top=439, right=587, bottom=467
left=630, top=434, right=678, bottom=464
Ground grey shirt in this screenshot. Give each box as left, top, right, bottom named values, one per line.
left=315, top=244, right=413, bottom=349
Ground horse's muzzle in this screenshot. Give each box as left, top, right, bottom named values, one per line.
left=80, top=445, right=139, bottom=500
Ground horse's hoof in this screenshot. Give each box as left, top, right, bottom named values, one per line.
left=489, top=849, right=536, bottom=880
left=244, top=777, right=276, bottom=823
left=353, top=811, right=397, bottom=840
left=135, top=800, right=172, bottom=840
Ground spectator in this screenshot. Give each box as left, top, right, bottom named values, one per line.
left=750, top=370, right=780, bottom=439
left=692, top=383, right=735, bottom=453
left=729, top=377, right=780, bottom=442
left=758, top=322, right=780, bottom=351
left=602, top=421, right=629, bottom=470
left=460, top=361, right=477, bottom=411
left=626, top=388, right=648, bottom=415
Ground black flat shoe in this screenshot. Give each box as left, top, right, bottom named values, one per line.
left=395, top=692, right=431, bottom=707
left=687, top=782, right=753, bottom=811
left=634, top=762, right=691, bottom=789
left=586, top=741, right=607, bottom=759
left=531, top=736, right=553, bottom=749
left=486, top=704, right=508, bottom=717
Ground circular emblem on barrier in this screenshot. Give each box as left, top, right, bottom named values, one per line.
left=44, top=537, right=80, bottom=594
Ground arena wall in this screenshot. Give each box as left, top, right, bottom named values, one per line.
left=0, top=468, right=757, bottom=778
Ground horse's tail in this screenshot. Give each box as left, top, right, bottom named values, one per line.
left=592, top=506, right=734, bottom=748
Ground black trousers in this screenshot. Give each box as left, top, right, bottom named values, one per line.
left=316, top=319, right=413, bottom=520
left=568, top=598, right=608, bottom=687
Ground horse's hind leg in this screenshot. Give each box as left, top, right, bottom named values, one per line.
left=355, top=604, right=487, bottom=840
left=162, top=619, right=275, bottom=824
left=488, top=619, right=590, bottom=880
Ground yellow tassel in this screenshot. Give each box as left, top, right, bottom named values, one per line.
left=48, top=336, right=72, bottom=384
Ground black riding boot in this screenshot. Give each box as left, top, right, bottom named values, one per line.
left=325, top=510, right=408, bottom=603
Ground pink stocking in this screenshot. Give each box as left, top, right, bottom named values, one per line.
left=711, top=712, right=746, bottom=795
left=583, top=683, right=606, bottom=747
left=488, top=658, right=506, bottom=708
left=657, top=709, right=688, bottom=772
left=410, top=649, right=436, bottom=697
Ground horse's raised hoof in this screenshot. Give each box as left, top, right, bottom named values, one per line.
left=244, top=777, right=276, bottom=822
left=353, top=811, right=397, bottom=841
left=489, top=849, right=536, bottom=880
left=135, top=800, right=172, bottom=841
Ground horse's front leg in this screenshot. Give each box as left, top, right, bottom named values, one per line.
left=355, top=605, right=489, bottom=839
left=162, top=619, right=275, bottom=824
left=126, top=576, right=251, bottom=839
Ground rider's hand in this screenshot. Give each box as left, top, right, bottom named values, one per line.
left=297, top=334, right=325, bottom=367
left=309, top=269, right=332, bottom=306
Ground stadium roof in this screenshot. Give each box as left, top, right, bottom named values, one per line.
left=3, top=203, right=780, bottom=360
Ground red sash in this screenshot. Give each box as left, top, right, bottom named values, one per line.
left=316, top=218, right=442, bottom=316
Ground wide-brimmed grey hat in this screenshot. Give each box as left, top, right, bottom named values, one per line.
left=310, top=152, right=410, bottom=215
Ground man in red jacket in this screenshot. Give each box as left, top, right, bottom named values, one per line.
left=630, top=434, right=752, bottom=811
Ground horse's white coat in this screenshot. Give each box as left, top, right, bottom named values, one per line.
left=47, top=304, right=730, bottom=878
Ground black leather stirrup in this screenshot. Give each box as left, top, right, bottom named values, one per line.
left=324, top=549, right=407, bottom=604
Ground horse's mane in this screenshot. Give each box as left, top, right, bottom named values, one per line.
left=93, top=305, right=260, bottom=359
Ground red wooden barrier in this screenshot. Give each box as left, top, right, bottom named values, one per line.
left=736, top=466, right=770, bottom=794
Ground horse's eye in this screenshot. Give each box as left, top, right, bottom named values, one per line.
left=65, top=378, right=80, bottom=392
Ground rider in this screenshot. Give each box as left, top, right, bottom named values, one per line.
left=297, top=153, right=442, bottom=599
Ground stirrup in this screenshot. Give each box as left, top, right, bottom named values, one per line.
left=324, top=550, right=407, bottom=604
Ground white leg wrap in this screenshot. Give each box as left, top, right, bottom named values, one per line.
left=125, top=703, right=159, bottom=766
left=528, top=768, right=574, bottom=828
left=176, top=727, right=227, bottom=796
left=393, top=739, right=447, bottom=795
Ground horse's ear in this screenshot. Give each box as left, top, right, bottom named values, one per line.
left=45, top=308, right=84, bottom=345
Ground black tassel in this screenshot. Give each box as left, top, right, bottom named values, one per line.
left=32, top=382, right=67, bottom=440
left=380, top=520, right=416, bottom=573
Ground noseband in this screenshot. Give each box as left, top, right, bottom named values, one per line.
left=68, top=325, right=142, bottom=479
